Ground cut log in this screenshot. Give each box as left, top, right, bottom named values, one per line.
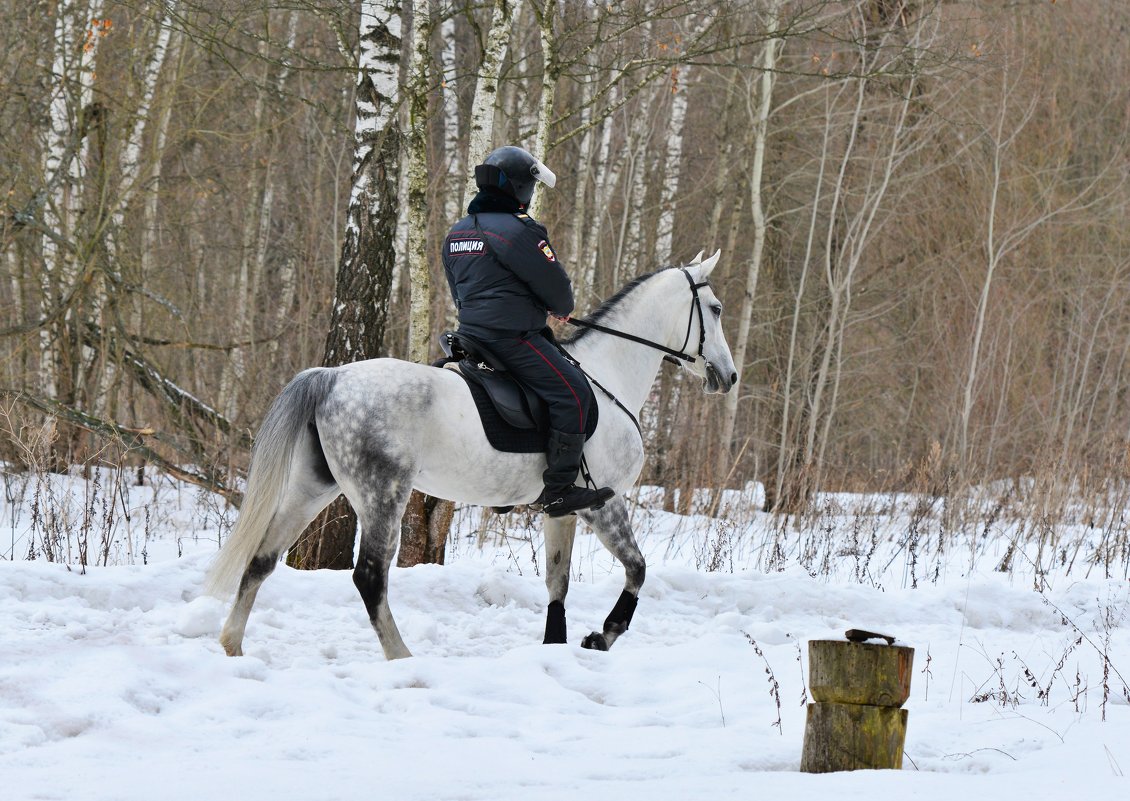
left=800, top=638, right=914, bottom=773
left=800, top=702, right=909, bottom=773
left=808, top=639, right=914, bottom=707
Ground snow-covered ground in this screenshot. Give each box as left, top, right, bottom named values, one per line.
left=1, top=468, right=1127, bottom=800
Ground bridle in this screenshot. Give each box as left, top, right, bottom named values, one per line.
left=559, top=267, right=712, bottom=443
left=565, top=268, right=711, bottom=366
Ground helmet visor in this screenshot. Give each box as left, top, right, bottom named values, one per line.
left=531, top=158, right=556, bottom=189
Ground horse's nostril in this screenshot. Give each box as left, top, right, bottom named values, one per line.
left=730, top=372, right=738, bottom=386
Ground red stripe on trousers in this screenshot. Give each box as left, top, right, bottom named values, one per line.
left=520, top=339, right=584, bottom=433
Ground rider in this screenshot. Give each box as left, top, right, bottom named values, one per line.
left=442, top=145, right=615, bottom=517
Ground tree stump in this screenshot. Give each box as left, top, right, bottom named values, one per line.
left=800, top=638, right=914, bottom=773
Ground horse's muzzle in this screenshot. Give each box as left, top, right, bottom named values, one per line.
left=704, top=363, right=737, bottom=394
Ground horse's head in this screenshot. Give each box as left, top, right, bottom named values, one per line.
left=678, top=250, right=738, bottom=395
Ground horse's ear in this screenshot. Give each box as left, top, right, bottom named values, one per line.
left=697, top=249, right=722, bottom=277
left=689, top=250, right=705, bottom=265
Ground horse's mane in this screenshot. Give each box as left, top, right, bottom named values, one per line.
left=560, top=268, right=667, bottom=344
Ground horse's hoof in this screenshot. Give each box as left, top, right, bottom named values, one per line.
left=220, top=634, right=243, bottom=657
left=581, top=632, right=609, bottom=651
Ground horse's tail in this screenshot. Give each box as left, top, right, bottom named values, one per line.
left=204, top=367, right=338, bottom=599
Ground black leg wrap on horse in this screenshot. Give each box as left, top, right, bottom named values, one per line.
left=603, top=590, right=638, bottom=633
left=543, top=600, right=567, bottom=644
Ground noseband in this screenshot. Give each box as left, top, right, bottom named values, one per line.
left=566, top=268, right=711, bottom=365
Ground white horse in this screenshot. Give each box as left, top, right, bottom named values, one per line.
left=205, top=250, right=737, bottom=659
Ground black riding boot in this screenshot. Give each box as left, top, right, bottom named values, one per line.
left=537, top=430, right=615, bottom=517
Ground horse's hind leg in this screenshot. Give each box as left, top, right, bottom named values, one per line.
left=220, top=485, right=339, bottom=657
left=351, top=479, right=415, bottom=660
left=578, top=497, right=644, bottom=651
left=542, top=516, right=577, bottom=644
left=221, top=552, right=277, bottom=657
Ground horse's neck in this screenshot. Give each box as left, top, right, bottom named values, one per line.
left=568, top=277, right=678, bottom=414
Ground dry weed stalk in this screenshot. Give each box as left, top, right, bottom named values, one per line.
left=743, top=632, right=783, bottom=733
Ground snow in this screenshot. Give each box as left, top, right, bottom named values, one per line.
left=1, top=469, right=1127, bottom=800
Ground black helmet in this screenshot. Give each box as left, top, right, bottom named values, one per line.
left=474, top=145, right=557, bottom=206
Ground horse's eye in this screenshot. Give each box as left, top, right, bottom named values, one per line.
left=711, top=304, right=722, bottom=318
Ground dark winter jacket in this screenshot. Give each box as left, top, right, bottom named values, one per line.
left=442, top=191, right=574, bottom=336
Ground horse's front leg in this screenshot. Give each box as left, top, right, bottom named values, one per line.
left=577, top=497, right=644, bottom=651
left=542, top=515, right=577, bottom=643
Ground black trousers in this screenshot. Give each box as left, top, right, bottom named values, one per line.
left=462, top=329, right=590, bottom=435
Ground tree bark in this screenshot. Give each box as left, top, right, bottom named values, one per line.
left=464, top=0, right=514, bottom=198
left=654, top=16, right=708, bottom=266
left=398, top=491, right=455, bottom=566
left=526, top=0, right=558, bottom=220
left=398, top=0, right=455, bottom=568
left=439, top=10, right=462, bottom=221
left=288, top=1, right=402, bottom=571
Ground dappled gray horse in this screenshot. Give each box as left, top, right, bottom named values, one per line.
left=206, top=251, right=737, bottom=659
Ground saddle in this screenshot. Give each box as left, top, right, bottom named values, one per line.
left=439, top=331, right=544, bottom=430
left=435, top=331, right=598, bottom=454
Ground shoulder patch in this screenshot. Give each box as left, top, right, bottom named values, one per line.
left=515, top=213, right=529, bottom=219
left=448, top=237, right=485, bottom=256
left=537, top=239, right=557, bottom=262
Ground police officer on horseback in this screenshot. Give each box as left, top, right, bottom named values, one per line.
left=442, top=145, right=615, bottom=517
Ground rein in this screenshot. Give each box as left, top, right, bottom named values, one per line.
left=556, top=267, right=711, bottom=441
left=565, top=268, right=711, bottom=365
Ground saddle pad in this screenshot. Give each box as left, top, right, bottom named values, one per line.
left=456, top=371, right=599, bottom=454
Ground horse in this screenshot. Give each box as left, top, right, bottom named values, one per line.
left=205, top=250, right=737, bottom=660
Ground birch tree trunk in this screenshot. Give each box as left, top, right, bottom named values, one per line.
left=526, top=0, right=558, bottom=220
left=439, top=11, right=462, bottom=221
left=716, top=2, right=782, bottom=481
left=288, top=1, right=403, bottom=571
left=654, top=16, right=710, bottom=266
left=399, top=0, right=456, bottom=568
left=102, top=4, right=182, bottom=433
left=706, top=81, right=744, bottom=249
left=406, top=0, right=434, bottom=368
left=40, top=0, right=107, bottom=405
left=583, top=82, right=621, bottom=297
left=568, top=89, right=595, bottom=303
left=618, top=41, right=655, bottom=279
left=137, top=15, right=183, bottom=335
left=55, top=3, right=183, bottom=426
left=464, top=0, right=515, bottom=199
left=653, top=75, right=688, bottom=266
left=116, top=3, right=179, bottom=215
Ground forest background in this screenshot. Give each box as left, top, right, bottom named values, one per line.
left=2, top=0, right=1129, bottom=566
